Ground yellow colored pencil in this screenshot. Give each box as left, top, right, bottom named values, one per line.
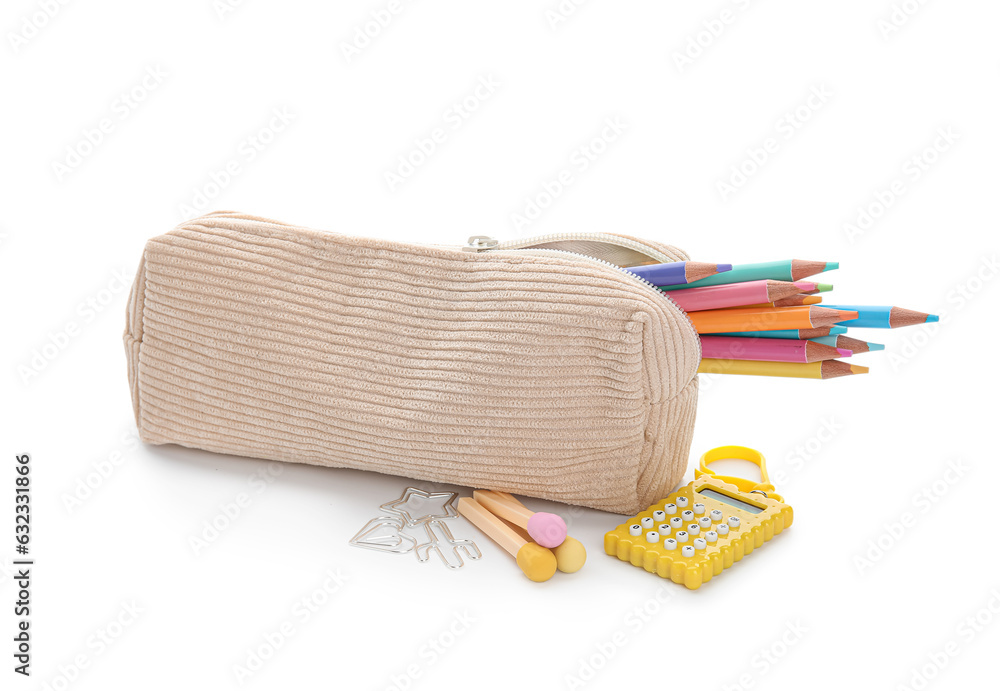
left=698, top=358, right=869, bottom=379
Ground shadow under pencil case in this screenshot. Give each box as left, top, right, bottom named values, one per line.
left=123, top=212, right=702, bottom=514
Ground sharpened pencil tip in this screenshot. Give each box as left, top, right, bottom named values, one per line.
left=925, top=314, right=939, bottom=323
left=836, top=348, right=853, bottom=357
left=849, top=364, right=869, bottom=374
left=868, top=342, right=885, bottom=351
left=716, top=264, right=733, bottom=272
left=815, top=283, right=833, bottom=292
left=824, top=262, right=839, bottom=271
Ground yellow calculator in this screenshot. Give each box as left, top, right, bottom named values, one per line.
left=604, top=446, right=793, bottom=590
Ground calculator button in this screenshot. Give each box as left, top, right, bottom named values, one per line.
left=675, top=531, right=689, bottom=542
left=710, top=509, right=724, bottom=522
left=664, top=503, right=677, bottom=515
left=641, top=517, right=654, bottom=529
left=716, top=523, right=730, bottom=535
left=676, top=497, right=689, bottom=508
left=645, top=531, right=660, bottom=543
left=663, top=538, right=678, bottom=550
left=693, top=538, right=707, bottom=550
left=698, top=516, right=712, bottom=529
left=681, top=545, right=695, bottom=557
left=681, top=510, right=694, bottom=522
left=728, top=516, right=741, bottom=528
left=652, top=510, right=666, bottom=522
left=629, top=524, right=642, bottom=536
left=687, top=523, right=700, bottom=536
left=670, top=517, right=684, bottom=529
left=693, top=503, right=705, bottom=515
left=705, top=531, right=718, bottom=543
left=658, top=524, right=671, bottom=535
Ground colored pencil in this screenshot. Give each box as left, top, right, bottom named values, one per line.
left=823, top=305, right=940, bottom=329
left=629, top=261, right=732, bottom=287
left=665, top=279, right=802, bottom=312
left=698, top=359, right=869, bottom=379
left=658, top=259, right=838, bottom=291
left=688, top=306, right=858, bottom=334
left=794, top=281, right=833, bottom=294
left=745, top=295, right=823, bottom=308
left=810, top=335, right=885, bottom=353
left=700, top=336, right=852, bottom=363
left=712, top=326, right=849, bottom=339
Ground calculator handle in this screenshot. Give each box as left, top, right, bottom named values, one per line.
left=695, top=446, right=785, bottom=503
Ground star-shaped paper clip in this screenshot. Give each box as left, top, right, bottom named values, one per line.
left=380, top=487, right=458, bottom=527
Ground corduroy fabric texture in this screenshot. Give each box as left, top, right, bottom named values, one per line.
left=124, top=213, right=701, bottom=514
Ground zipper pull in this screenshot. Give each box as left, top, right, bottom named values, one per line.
left=463, top=236, right=499, bottom=252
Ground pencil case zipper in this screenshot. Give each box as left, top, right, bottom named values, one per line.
left=191, top=215, right=702, bottom=361
left=463, top=233, right=701, bottom=361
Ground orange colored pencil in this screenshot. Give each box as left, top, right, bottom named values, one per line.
left=688, top=306, right=858, bottom=334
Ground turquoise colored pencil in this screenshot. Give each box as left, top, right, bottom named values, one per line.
left=824, top=305, right=939, bottom=329
left=659, top=259, right=838, bottom=291
left=810, top=335, right=885, bottom=353
left=712, top=326, right=848, bottom=340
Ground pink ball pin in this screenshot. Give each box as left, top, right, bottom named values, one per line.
left=473, top=490, right=568, bottom=548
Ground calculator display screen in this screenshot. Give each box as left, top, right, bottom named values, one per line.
left=697, top=488, right=765, bottom=514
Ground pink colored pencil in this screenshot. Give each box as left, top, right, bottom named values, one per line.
left=666, top=280, right=801, bottom=312
left=793, top=281, right=833, bottom=295
left=700, top=336, right=853, bottom=363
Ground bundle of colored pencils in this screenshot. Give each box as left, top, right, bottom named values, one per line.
left=629, top=259, right=937, bottom=380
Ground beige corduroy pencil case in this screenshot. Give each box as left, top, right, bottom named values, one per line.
left=123, top=212, right=702, bottom=514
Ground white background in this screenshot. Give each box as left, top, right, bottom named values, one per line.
left=2, top=1, right=999, bottom=690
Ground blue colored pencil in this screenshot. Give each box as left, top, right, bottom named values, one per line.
left=810, top=335, right=885, bottom=353
left=824, top=305, right=939, bottom=329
